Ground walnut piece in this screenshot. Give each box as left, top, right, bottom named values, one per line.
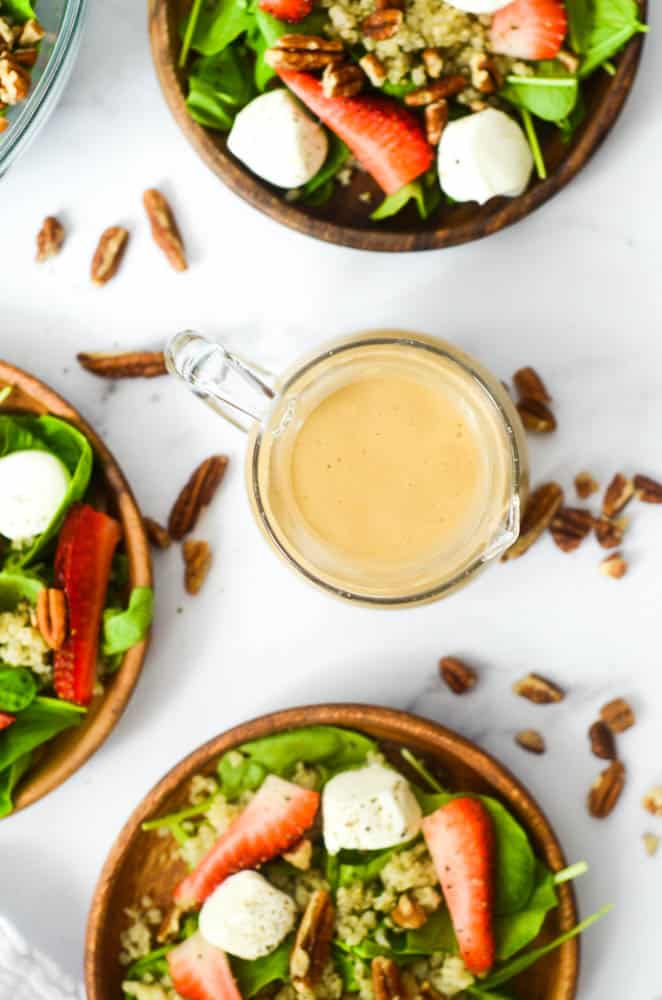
left=322, top=61, right=364, bottom=98
left=0, top=54, right=30, bottom=104
left=36, top=216, right=65, bottom=262
left=390, top=894, right=427, bottom=929
left=361, top=9, right=403, bottom=40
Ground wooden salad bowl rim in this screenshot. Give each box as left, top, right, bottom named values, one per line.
left=86, top=704, right=579, bottom=1000
left=0, top=360, right=153, bottom=815
left=148, top=0, right=647, bottom=252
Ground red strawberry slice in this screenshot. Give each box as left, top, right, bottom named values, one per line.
left=0, top=712, right=15, bottom=731
left=174, top=775, right=320, bottom=907
left=53, top=503, right=122, bottom=707
left=167, top=932, right=243, bottom=1000
left=490, top=0, right=567, bottom=60
left=423, top=797, right=496, bottom=976
left=278, top=70, right=433, bottom=195
left=259, top=0, right=312, bottom=22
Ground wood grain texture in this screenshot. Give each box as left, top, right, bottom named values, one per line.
left=0, top=361, right=153, bottom=815
left=148, top=0, right=647, bottom=252
left=86, top=705, right=579, bottom=1000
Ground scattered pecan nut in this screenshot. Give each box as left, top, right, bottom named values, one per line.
left=143, top=189, right=187, bottom=272
left=600, top=551, right=628, bottom=579
left=282, top=838, right=313, bottom=871
left=575, top=471, right=599, bottom=499
left=91, top=226, right=129, bottom=286
left=588, top=760, right=625, bottom=819
left=421, top=47, right=444, bottom=78
left=290, top=889, right=335, bottom=992
left=36, top=587, right=67, bottom=651
left=183, top=539, right=212, bottom=595
left=404, top=75, right=466, bottom=106
left=516, top=398, right=557, bottom=433
left=642, top=787, right=662, bottom=817
left=77, top=350, right=167, bottom=378
left=144, top=517, right=172, bottom=550
left=361, top=8, right=403, bottom=39
left=513, top=366, right=551, bottom=404
left=550, top=507, right=594, bottom=553
left=36, top=216, right=65, bottom=262
left=469, top=52, right=502, bottom=93
left=424, top=99, right=448, bottom=146
left=168, top=455, right=229, bottom=540
left=588, top=721, right=616, bottom=761
left=600, top=697, right=635, bottom=733
left=359, top=53, right=386, bottom=86
left=515, top=730, right=546, bottom=755
left=513, top=673, right=565, bottom=705
left=634, top=473, right=662, bottom=504
left=439, top=656, right=476, bottom=695
left=322, top=61, right=364, bottom=98
left=390, top=894, right=427, bottom=929
left=595, top=516, right=625, bottom=550
left=265, top=35, right=344, bottom=71
left=502, top=482, right=564, bottom=561
left=602, top=473, right=634, bottom=518
left=372, top=957, right=405, bottom=1000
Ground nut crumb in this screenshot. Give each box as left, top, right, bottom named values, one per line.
left=600, top=697, right=635, bottom=733
left=642, top=787, right=662, bottom=817
left=183, top=540, right=212, bottom=595
left=600, top=552, right=628, bottom=579
left=513, top=673, right=564, bottom=705
left=575, top=472, right=599, bottom=499
left=515, top=730, right=545, bottom=754
left=643, top=833, right=660, bottom=857
left=144, top=517, right=171, bottom=550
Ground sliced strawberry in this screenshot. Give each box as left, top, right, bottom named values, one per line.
left=259, top=0, right=312, bottom=22
left=0, top=712, right=15, bottom=731
left=174, top=775, right=320, bottom=907
left=490, top=0, right=567, bottom=60
left=53, top=503, right=122, bottom=707
left=167, top=932, right=243, bottom=1000
left=422, top=797, right=496, bottom=976
left=278, top=70, right=433, bottom=195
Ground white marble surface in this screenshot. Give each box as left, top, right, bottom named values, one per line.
left=1, top=2, right=662, bottom=997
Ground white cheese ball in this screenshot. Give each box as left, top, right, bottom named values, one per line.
left=199, top=871, right=297, bottom=960
left=443, top=0, right=511, bottom=12
left=322, top=764, right=423, bottom=855
left=0, top=450, right=70, bottom=541
left=227, top=90, right=328, bottom=189
left=438, top=108, right=534, bottom=205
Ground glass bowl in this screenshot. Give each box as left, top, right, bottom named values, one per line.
left=0, top=0, right=88, bottom=175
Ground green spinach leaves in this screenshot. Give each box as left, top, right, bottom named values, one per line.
left=566, top=0, right=647, bottom=77
left=103, top=586, right=154, bottom=658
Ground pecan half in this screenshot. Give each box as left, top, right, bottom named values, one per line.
left=390, top=893, right=427, bottom=929
left=595, top=516, right=625, bottom=550
left=322, top=61, right=364, bottom=98
left=361, top=8, right=403, bottom=39
left=13, top=48, right=37, bottom=67
left=502, top=482, right=564, bottom=561
left=77, top=350, right=167, bottom=378
left=168, top=455, right=229, bottom=540
left=143, top=189, right=187, bottom=272
left=290, top=889, right=335, bottom=992
left=0, top=55, right=30, bottom=104
left=265, top=35, right=344, bottom=71
left=91, top=226, right=129, bottom=286
left=600, top=551, right=628, bottom=579
left=359, top=53, right=386, bottom=86
left=634, top=473, right=662, bottom=504
left=642, top=787, right=662, bottom=817
left=513, top=366, right=551, bottom=404
left=513, top=673, right=565, bottom=705
left=439, top=656, right=476, bottom=695
left=36, top=216, right=65, bottom=262
left=575, top=471, right=599, bottom=500
left=36, top=587, right=67, bottom=650
left=516, top=398, right=556, bottom=433
left=404, top=75, right=466, bottom=106
left=424, top=99, right=448, bottom=146
left=588, top=721, right=616, bottom=761
left=144, top=517, right=172, bottom=550
left=588, top=760, right=625, bottom=819
left=183, top=539, right=212, bottom=595
left=469, top=52, right=502, bottom=93
left=600, top=697, right=635, bottom=733
left=421, top=47, right=444, bottom=79
left=550, top=507, right=593, bottom=553
left=372, top=957, right=405, bottom=1000
left=515, top=730, right=546, bottom=755
left=602, top=473, right=634, bottom=518
left=282, top=838, right=313, bottom=871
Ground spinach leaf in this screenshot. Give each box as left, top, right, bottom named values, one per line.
left=565, top=0, right=647, bottom=77
left=391, top=907, right=457, bottom=956
left=495, top=862, right=557, bottom=960
left=231, top=934, right=292, bottom=996
left=0, top=751, right=32, bottom=818
left=0, top=415, right=93, bottom=564
left=479, top=905, right=612, bottom=990
left=187, top=45, right=257, bottom=130
left=332, top=946, right=360, bottom=991
left=371, top=172, right=441, bottom=222
left=126, top=945, right=171, bottom=981
left=302, top=134, right=349, bottom=201
left=0, top=667, right=38, bottom=712
left=502, top=63, right=579, bottom=123
left=103, top=586, right=154, bottom=657
left=0, top=696, right=85, bottom=774
left=180, top=0, right=253, bottom=57
left=142, top=793, right=222, bottom=847
left=1, top=0, right=36, bottom=20
left=336, top=845, right=399, bottom=887
left=0, top=569, right=45, bottom=610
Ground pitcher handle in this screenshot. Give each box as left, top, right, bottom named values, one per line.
left=165, top=331, right=277, bottom=433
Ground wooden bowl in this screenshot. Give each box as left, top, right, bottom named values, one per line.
left=0, top=361, right=152, bottom=814
left=86, top=704, right=579, bottom=1000
left=148, top=0, right=647, bottom=252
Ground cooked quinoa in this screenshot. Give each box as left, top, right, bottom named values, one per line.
left=0, top=601, right=51, bottom=678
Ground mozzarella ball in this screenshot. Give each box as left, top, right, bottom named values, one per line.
left=0, top=450, right=70, bottom=540
left=199, top=871, right=297, bottom=960
left=227, top=90, right=328, bottom=189
left=438, top=108, right=534, bottom=205
left=323, top=764, right=423, bottom=855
